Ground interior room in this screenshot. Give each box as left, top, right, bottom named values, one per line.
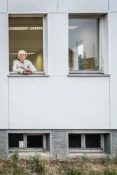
left=9, top=16, right=43, bottom=72
left=69, top=16, right=99, bottom=71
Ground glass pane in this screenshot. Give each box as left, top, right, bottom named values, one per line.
left=9, top=17, right=43, bottom=72
left=69, top=134, right=81, bottom=148
left=27, top=135, right=43, bottom=148
left=9, top=134, right=23, bottom=147
left=86, top=134, right=101, bottom=148
left=69, top=17, right=99, bottom=71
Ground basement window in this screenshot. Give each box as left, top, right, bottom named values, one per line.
left=86, top=134, right=101, bottom=148
left=69, top=134, right=104, bottom=153
left=69, top=134, right=81, bottom=148
left=9, top=134, right=23, bottom=148
left=8, top=133, right=50, bottom=152
left=27, top=135, right=43, bottom=148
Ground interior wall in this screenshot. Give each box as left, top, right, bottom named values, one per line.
left=28, top=50, right=43, bottom=71
left=69, top=19, right=99, bottom=69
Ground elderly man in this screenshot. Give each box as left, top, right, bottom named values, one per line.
left=12, top=50, right=37, bottom=74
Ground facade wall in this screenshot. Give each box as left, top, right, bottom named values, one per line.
left=1, top=129, right=116, bottom=158
left=0, top=0, right=117, bottom=157
left=0, top=130, right=8, bottom=157
left=0, top=0, right=111, bottom=130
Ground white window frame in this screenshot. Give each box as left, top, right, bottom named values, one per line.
left=68, top=133, right=104, bottom=153
left=8, top=13, right=48, bottom=76
left=68, top=13, right=109, bottom=75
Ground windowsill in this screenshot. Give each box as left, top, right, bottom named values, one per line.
left=9, top=151, right=51, bottom=159
left=8, top=72, right=49, bottom=77
left=69, top=148, right=104, bottom=153
left=68, top=74, right=110, bottom=77
left=9, top=147, right=45, bottom=152
left=68, top=153, right=106, bottom=159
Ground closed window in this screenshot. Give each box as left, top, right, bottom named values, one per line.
left=69, top=134, right=104, bottom=152
left=68, top=14, right=107, bottom=74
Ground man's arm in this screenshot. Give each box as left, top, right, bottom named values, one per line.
left=28, top=61, right=37, bottom=73
left=12, top=60, right=24, bottom=74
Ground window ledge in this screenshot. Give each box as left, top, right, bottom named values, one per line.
left=8, top=73, right=49, bottom=77
left=68, top=74, right=110, bottom=77
left=69, top=148, right=104, bottom=153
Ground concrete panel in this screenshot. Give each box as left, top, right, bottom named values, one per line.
left=0, top=14, right=8, bottom=129
left=8, top=0, right=57, bottom=12
left=110, top=0, right=117, bottom=11
left=9, top=77, right=109, bottom=129
left=0, top=0, right=7, bottom=13
left=58, top=0, right=108, bottom=12
left=48, top=14, right=68, bottom=75
left=110, top=13, right=117, bottom=129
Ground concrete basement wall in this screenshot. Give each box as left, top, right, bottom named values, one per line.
left=0, top=129, right=117, bottom=158
left=0, top=130, right=8, bottom=157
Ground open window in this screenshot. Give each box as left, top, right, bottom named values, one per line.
left=8, top=133, right=50, bottom=152
left=9, top=14, right=48, bottom=75
left=69, top=13, right=108, bottom=74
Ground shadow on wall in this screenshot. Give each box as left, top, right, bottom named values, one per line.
left=9, top=50, right=43, bottom=72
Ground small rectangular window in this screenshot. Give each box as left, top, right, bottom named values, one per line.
left=8, top=133, right=50, bottom=152
left=68, top=133, right=104, bottom=153
left=85, top=134, right=101, bottom=148
left=27, top=135, right=43, bottom=148
left=69, top=134, right=81, bottom=148
left=69, top=14, right=100, bottom=73
left=9, top=15, right=44, bottom=74
left=9, top=134, right=23, bottom=147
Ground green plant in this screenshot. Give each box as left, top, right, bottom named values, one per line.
left=68, top=170, right=83, bottom=175
left=113, top=149, right=117, bottom=164
left=10, top=150, right=19, bottom=162
left=89, top=171, right=102, bottom=175
left=45, top=171, right=57, bottom=175
left=12, top=161, right=30, bottom=175
left=29, top=153, right=45, bottom=173
left=81, top=153, right=89, bottom=162
left=55, top=154, right=58, bottom=162
left=58, top=164, right=62, bottom=174
left=100, top=154, right=111, bottom=164
left=103, top=168, right=117, bottom=175
left=0, top=164, right=11, bottom=174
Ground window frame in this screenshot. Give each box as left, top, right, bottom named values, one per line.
left=68, top=133, right=104, bottom=153
left=8, top=13, right=48, bottom=76
left=68, top=13, right=108, bottom=75
left=8, top=133, right=46, bottom=151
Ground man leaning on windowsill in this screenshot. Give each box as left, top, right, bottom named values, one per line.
left=12, top=50, right=37, bottom=75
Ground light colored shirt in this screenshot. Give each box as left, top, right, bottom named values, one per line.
left=12, top=59, right=37, bottom=74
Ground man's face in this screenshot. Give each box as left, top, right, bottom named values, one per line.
left=19, top=53, right=26, bottom=63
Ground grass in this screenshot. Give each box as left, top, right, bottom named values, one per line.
left=0, top=152, right=117, bottom=175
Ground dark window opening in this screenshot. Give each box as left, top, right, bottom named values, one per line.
left=69, top=134, right=81, bottom=148
left=9, top=134, right=23, bottom=147
left=86, top=134, right=101, bottom=148
left=27, top=135, right=43, bottom=148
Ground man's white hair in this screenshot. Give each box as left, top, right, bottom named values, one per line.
left=18, top=50, right=27, bottom=58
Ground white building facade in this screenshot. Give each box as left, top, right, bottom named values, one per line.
left=0, top=0, right=117, bottom=157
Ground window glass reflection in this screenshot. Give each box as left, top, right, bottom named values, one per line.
left=69, top=17, right=99, bottom=71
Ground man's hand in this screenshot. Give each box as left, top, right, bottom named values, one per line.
left=23, top=68, right=32, bottom=74
left=24, top=68, right=31, bottom=72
